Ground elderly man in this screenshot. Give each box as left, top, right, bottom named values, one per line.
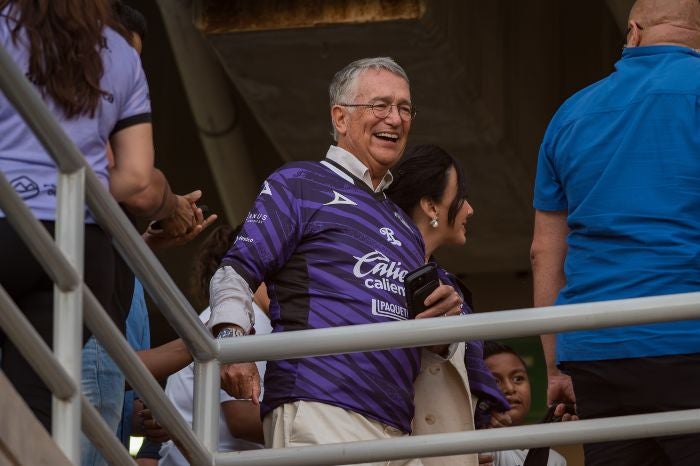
left=209, top=57, right=461, bottom=462
left=531, top=1, right=700, bottom=465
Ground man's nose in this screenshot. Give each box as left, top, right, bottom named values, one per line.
left=383, top=105, right=402, bottom=124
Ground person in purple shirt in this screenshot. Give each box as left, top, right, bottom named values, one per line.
left=208, top=57, right=463, bottom=462
left=0, top=0, right=195, bottom=433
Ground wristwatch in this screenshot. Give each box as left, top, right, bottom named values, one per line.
left=216, top=327, right=245, bottom=339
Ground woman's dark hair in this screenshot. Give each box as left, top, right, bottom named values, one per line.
left=191, top=224, right=241, bottom=307
left=0, top=0, right=128, bottom=118
left=483, top=340, right=528, bottom=369
left=386, top=144, right=468, bottom=226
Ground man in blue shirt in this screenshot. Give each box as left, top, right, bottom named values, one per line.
left=531, top=1, right=700, bottom=465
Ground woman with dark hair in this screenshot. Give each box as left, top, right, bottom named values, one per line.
left=0, top=0, right=193, bottom=433
left=387, top=144, right=472, bottom=259
left=386, top=144, right=511, bottom=466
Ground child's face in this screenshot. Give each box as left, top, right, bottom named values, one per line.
left=485, top=352, right=532, bottom=426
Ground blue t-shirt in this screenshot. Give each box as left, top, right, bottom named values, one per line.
left=221, top=159, right=426, bottom=432
left=0, top=6, right=151, bottom=221
left=534, top=45, right=700, bottom=362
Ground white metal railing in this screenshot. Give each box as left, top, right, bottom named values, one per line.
left=2, top=33, right=700, bottom=466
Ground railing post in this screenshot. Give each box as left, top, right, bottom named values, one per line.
left=51, top=167, right=86, bottom=463
left=193, top=359, right=220, bottom=458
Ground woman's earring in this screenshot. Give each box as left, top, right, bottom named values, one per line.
left=430, top=217, right=439, bottom=229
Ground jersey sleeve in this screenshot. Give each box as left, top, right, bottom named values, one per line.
left=108, top=33, right=151, bottom=135
left=220, top=168, right=306, bottom=291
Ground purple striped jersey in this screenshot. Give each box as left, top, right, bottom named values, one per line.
left=221, top=159, right=427, bottom=432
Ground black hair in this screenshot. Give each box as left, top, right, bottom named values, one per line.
left=191, top=224, right=242, bottom=307
left=483, top=340, right=528, bottom=369
left=386, top=144, right=468, bottom=226
left=113, top=1, right=147, bottom=40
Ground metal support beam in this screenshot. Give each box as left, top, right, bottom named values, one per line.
left=193, top=360, right=221, bottom=453
left=51, top=168, right=86, bottom=464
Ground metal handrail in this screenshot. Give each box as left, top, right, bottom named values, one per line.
left=215, top=409, right=700, bottom=466
left=0, top=42, right=215, bottom=361
left=217, top=290, right=700, bottom=363
left=81, top=394, right=137, bottom=466
left=83, top=287, right=213, bottom=465
left=0, top=284, right=76, bottom=400
left=0, top=172, right=80, bottom=291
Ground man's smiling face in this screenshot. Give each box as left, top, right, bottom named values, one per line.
left=333, top=69, right=412, bottom=184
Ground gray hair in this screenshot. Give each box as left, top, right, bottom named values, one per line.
left=329, top=57, right=410, bottom=141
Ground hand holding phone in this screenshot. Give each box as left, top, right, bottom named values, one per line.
left=404, top=263, right=440, bottom=319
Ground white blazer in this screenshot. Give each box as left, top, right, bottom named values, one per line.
left=413, top=342, right=478, bottom=466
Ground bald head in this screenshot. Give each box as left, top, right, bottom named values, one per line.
left=627, top=0, right=700, bottom=48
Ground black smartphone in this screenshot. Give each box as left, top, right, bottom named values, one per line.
left=404, top=263, right=440, bottom=319
left=542, top=401, right=577, bottom=423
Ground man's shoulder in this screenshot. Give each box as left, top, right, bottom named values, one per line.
left=271, top=159, right=356, bottom=189
left=271, top=160, right=327, bottom=179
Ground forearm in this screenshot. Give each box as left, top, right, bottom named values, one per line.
left=136, top=338, right=192, bottom=382
left=121, top=168, right=178, bottom=221
left=531, top=210, right=568, bottom=373
left=222, top=400, right=264, bottom=444
left=540, top=334, right=559, bottom=375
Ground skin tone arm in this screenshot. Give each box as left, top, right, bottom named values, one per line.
left=222, top=400, right=264, bottom=444
left=108, top=123, right=154, bottom=202
left=135, top=338, right=192, bottom=383
left=109, top=122, right=196, bottom=236
left=530, top=209, right=576, bottom=409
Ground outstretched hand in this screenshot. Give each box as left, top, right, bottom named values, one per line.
left=145, top=191, right=218, bottom=249
left=158, top=190, right=201, bottom=236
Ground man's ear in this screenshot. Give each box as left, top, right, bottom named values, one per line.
left=626, top=20, right=642, bottom=47
left=331, top=106, right=347, bottom=138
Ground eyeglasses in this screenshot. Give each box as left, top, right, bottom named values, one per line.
left=338, top=102, right=417, bottom=121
